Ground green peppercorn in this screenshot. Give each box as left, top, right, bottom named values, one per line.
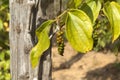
left=56, top=30, right=65, bottom=56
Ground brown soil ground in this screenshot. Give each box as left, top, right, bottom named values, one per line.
left=52, top=43, right=120, bottom=80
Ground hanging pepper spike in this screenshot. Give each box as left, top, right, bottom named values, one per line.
left=56, top=30, right=65, bottom=56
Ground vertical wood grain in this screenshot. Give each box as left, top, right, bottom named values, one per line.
left=10, top=0, right=61, bottom=80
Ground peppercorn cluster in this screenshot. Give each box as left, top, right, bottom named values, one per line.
left=56, top=30, right=65, bottom=56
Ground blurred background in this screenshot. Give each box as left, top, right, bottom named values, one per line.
left=0, top=0, right=10, bottom=80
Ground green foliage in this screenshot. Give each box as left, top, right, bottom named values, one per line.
left=67, top=0, right=82, bottom=8
left=0, top=0, right=9, bottom=22
left=0, top=50, right=10, bottom=80
left=30, top=20, right=54, bottom=68
left=66, top=9, right=93, bottom=53
left=0, top=19, right=3, bottom=30
left=93, top=14, right=112, bottom=51
left=0, top=0, right=10, bottom=79
left=80, top=0, right=102, bottom=22
left=103, top=1, right=120, bottom=42
left=30, top=0, right=120, bottom=68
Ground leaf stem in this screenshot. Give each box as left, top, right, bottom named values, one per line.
left=49, top=25, right=59, bottom=39
left=55, top=10, right=68, bottom=20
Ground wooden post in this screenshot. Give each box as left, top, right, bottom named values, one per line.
left=9, top=0, right=39, bottom=80
left=37, top=0, right=54, bottom=80
left=9, top=0, right=61, bottom=80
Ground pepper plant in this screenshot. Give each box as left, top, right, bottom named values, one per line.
left=30, top=0, right=120, bottom=68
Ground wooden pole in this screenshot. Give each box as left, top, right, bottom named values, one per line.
left=9, top=0, right=61, bottom=80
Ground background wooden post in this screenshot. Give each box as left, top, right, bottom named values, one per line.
left=37, top=0, right=54, bottom=80
left=9, top=0, right=62, bottom=80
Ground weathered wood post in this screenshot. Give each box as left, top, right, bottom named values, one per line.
left=9, top=0, right=39, bottom=80
left=9, top=0, right=62, bottom=80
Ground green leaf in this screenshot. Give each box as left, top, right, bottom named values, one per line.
left=116, top=0, right=120, bottom=5
left=103, top=2, right=120, bottom=42
left=30, top=20, right=54, bottom=68
left=0, top=19, right=3, bottom=31
left=80, top=0, right=101, bottom=22
left=65, top=9, right=93, bottom=53
left=67, top=0, right=82, bottom=8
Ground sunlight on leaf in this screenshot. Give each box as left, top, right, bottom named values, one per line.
left=30, top=20, right=54, bottom=68
left=0, top=19, right=3, bottom=30
left=80, top=0, right=101, bottom=23
left=103, top=2, right=120, bottom=42
left=65, top=9, right=93, bottom=53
